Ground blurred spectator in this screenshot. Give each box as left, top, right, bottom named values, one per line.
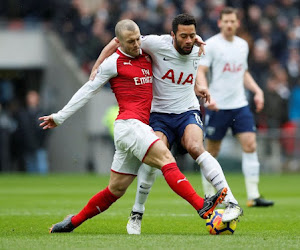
left=0, top=0, right=299, bottom=135
left=263, top=75, right=290, bottom=128
left=289, top=80, right=300, bottom=122
left=0, top=104, right=17, bottom=171
left=15, top=90, right=49, bottom=174
left=286, top=48, right=300, bottom=87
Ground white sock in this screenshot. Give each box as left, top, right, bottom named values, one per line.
left=132, top=163, right=158, bottom=214
left=242, top=151, right=260, bottom=200
left=196, top=151, right=238, bottom=204
left=201, top=169, right=216, bottom=196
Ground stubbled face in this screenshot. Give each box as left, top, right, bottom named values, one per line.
left=218, top=13, right=240, bottom=39
left=119, top=29, right=141, bottom=57
left=172, top=24, right=196, bottom=55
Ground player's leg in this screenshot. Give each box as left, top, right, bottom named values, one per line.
left=200, top=138, right=222, bottom=196
left=237, top=132, right=274, bottom=207
left=234, top=106, right=274, bottom=207
left=50, top=119, right=140, bottom=233
left=131, top=131, right=168, bottom=215
left=50, top=172, right=135, bottom=233
left=179, top=111, right=242, bottom=222
left=143, top=139, right=227, bottom=219
left=127, top=131, right=168, bottom=234
left=127, top=115, right=173, bottom=234
left=182, top=124, right=237, bottom=204
left=127, top=163, right=157, bottom=234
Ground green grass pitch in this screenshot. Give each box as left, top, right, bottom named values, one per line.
left=0, top=173, right=299, bottom=249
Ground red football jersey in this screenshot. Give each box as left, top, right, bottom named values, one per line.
left=109, top=49, right=153, bottom=124
left=52, top=49, right=153, bottom=126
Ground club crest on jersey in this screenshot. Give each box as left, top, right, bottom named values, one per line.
left=193, top=60, right=198, bottom=70
left=145, top=55, right=151, bottom=62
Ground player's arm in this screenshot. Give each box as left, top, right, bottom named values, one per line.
left=40, top=58, right=117, bottom=130
left=195, top=65, right=210, bottom=103
left=195, top=35, right=206, bottom=56
left=89, top=38, right=119, bottom=80
left=196, top=65, right=218, bottom=110
left=244, top=70, right=264, bottom=113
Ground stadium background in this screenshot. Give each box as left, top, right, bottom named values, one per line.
left=0, top=0, right=299, bottom=174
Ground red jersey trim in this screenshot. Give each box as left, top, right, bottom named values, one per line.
left=111, top=169, right=137, bottom=176
left=141, top=138, right=160, bottom=162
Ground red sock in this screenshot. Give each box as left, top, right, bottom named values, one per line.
left=161, top=162, right=204, bottom=211
left=71, top=187, right=119, bottom=227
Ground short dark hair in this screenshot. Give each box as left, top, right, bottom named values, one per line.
left=172, top=13, right=197, bottom=34
left=220, top=7, right=238, bottom=19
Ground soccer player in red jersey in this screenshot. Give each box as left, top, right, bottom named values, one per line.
left=39, top=19, right=227, bottom=233
left=90, top=14, right=242, bottom=235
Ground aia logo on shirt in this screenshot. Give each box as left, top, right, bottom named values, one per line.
left=162, top=69, right=193, bottom=85
left=223, top=63, right=243, bottom=73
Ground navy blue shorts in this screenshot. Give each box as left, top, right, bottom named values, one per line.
left=205, top=106, right=256, bottom=140
left=149, top=110, right=204, bottom=147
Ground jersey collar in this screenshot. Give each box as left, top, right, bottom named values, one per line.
left=117, top=48, right=142, bottom=58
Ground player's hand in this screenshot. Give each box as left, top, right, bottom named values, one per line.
left=205, top=98, right=219, bottom=111
left=89, top=69, right=98, bottom=81
left=254, top=91, right=264, bottom=113
left=195, top=35, right=206, bottom=56
left=39, top=115, right=57, bottom=130
left=195, top=86, right=210, bottom=103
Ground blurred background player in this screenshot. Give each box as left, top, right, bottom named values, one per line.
left=39, top=19, right=227, bottom=233
left=91, top=13, right=243, bottom=235
left=15, top=90, right=49, bottom=174
left=197, top=7, right=274, bottom=207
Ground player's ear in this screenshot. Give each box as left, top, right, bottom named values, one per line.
left=171, top=31, right=175, bottom=39
left=217, top=19, right=222, bottom=29
left=115, top=37, right=120, bottom=44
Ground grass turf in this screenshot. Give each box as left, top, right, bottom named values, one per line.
left=0, top=173, right=299, bottom=249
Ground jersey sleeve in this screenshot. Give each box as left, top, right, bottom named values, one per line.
left=52, top=54, right=118, bottom=125
left=244, top=42, right=249, bottom=71
left=141, top=35, right=172, bottom=54
left=198, top=40, right=214, bottom=67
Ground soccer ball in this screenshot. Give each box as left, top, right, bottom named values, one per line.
left=206, top=209, right=237, bottom=235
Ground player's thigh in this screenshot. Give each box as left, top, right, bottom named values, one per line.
left=205, top=138, right=222, bottom=157
left=236, top=132, right=257, bottom=153
left=143, top=139, right=175, bottom=169
left=181, top=124, right=205, bottom=159
left=155, top=131, right=170, bottom=148
left=109, top=171, right=136, bottom=197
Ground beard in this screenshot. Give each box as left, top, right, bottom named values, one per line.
left=174, top=37, right=193, bottom=55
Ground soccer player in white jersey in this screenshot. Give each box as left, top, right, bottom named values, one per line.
left=197, top=7, right=274, bottom=208
left=39, top=19, right=227, bottom=234
left=91, top=14, right=243, bottom=235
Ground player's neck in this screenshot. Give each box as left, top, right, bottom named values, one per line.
left=221, top=33, right=234, bottom=42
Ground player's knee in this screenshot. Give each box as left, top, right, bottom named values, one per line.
left=109, top=185, right=127, bottom=197
left=163, top=148, right=175, bottom=162
left=109, top=182, right=128, bottom=197
left=186, top=144, right=205, bottom=160
left=242, top=140, right=257, bottom=153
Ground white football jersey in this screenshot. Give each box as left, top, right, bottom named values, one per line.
left=199, top=33, right=249, bottom=109
left=141, top=35, right=200, bottom=114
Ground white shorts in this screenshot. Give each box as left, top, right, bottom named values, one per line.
left=111, top=119, right=160, bottom=175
